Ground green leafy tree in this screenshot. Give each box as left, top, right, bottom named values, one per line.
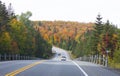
left=0, top=32, right=12, bottom=54
left=100, top=20, right=118, bottom=58
left=113, top=28, right=120, bottom=63
left=17, top=11, right=32, bottom=26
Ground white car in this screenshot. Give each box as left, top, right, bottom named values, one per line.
left=61, top=56, right=66, bottom=61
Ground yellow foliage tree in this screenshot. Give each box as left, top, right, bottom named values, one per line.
left=0, top=32, right=12, bottom=54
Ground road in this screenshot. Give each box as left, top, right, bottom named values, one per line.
left=0, top=47, right=120, bottom=76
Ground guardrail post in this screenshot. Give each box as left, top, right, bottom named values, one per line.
left=4, top=54, right=7, bottom=61
left=101, top=55, right=103, bottom=65
left=25, top=56, right=26, bottom=60
left=22, top=56, right=24, bottom=60
left=9, top=54, right=11, bottom=60
left=26, top=56, right=28, bottom=60
left=20, top=55, right=21, bottom=60
left=21, top=56, right=23, bottom=60
left=16, top=54, right=18, bottom=60
left=96, top=54, right=98, bottom=64
left=0, top=54, right=1, bottom=61
left=92, top=55, right=94, bottom=62
left=101, top=55, right=104, bottom=65
left=24, top=56, right=25, bottom=60
left=95, top=55, right=97, bottom=63
left=27, top=56, right=28, bottom=60
left=94, top=55, right=96, bottom=63
left=98, top=55, right=100, bottom=64
left=13, top=54, right=14, bottom=60
left=26, top=56, right=27, bottom=60
left=18, top=54, right=20, bottom=60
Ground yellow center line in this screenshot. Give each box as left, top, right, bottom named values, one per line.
left=5, top=60, right=45, bottom=76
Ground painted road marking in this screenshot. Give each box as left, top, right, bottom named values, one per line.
left=72, top=61, right=88, bottom=76
left=5, top=60, right=45, bottom=76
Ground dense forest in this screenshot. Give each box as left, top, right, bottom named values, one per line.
left=33, top=15, right=120, bottom=67
left=33, top=21, right=93, bottom=48
left=0, top=0, right=120, bottom=67
left=0, top=1, right=52, bottom=58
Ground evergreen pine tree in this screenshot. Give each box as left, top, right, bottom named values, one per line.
left=92, top=14, right=103, bottom=55
left=0, top=1, right=9, bottom=31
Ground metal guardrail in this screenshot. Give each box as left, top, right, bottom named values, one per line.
left=0, top=54, right=39, bottom=61
left=77, top=55, right=108, bottom=67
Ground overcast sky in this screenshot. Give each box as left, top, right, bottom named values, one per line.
left=3, top=0, right=120, bottom=28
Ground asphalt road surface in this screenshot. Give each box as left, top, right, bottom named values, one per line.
left=0, top=47, right=120, bottom=76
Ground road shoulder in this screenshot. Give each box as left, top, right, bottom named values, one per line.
left=75, top=60, right=120, bottom=76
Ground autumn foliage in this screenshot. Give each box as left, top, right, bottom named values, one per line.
left=33, top=21, right=93, bottom=47
left=0, top=0, right=120, bottom=62
left=0, top=1, right=52, bottom=58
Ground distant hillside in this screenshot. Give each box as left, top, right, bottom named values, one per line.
left=33, top=21, right=94, bottom=45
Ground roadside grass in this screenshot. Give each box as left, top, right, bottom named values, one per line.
left=68, top=51, right=76, bottom=60
left=109, top=63, right=120, bottom=69
left=109, top=59, right=120, bottom=69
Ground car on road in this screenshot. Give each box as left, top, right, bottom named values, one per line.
left=61, top=56, right=66, bottom=61
left=58, top=53, right=61, bottom=56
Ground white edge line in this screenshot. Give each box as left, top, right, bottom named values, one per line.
left=72, top=61, right=88, bottom=76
